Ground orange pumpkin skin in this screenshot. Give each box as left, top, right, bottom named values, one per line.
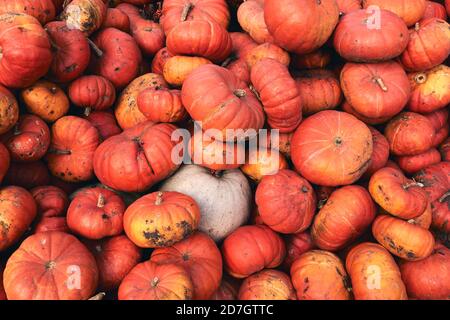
left=336, top=0, right=362, bottom=14
left=118, top=260, right=193, bottom=300
left=431, top=193, right=450, bottom=233
left=407, top=65, right=450, bottom=113
left=84, top=111, right=122, bottom=141
left=283, top=232, right=315, bottom=270
left=84, top=235, right=141, bottom=291
left=341, top=100, right=391, bottom=125
left=372, top=215, right=435, bottom=261
left=93, top=122, right=179, bottom=193
left=0, top=13, right=52, bottom=88
left=255, top=169, right=316, bottom=234
left=425, top=108, right=448, bottom=132
left=61, top=0, right=107, bottom=35
left=264, top=0, right=339, bottom=54
left=1, top=114, right=50, bottom=162
left=0, top=85, right=19, bottom=135
left=237, top=0, right=273, bottom=44
left=364, top=127, right=389, bottom=178
left=47, top=116, right=100, bottom=182
left=346, top=242, right=407, bottom=300
left=68, top=76, right=116, bottom=115
left=340, top=61, right=411, bottom=119
left=151, top=232, right=223, bottom=300
left=432, top=125, right=449, bottom=148
left=245, top=43, right=290, bottom=68
left=238, top=269, right=296, bottom=300
left=31, top=185, right=68, bottom=232
left=440, top=137, right=450, bottom=161
left=295, top=69, right=342, bottom=116
left=333, top=9, right=409, bottom=62
left=181, top=65, right=265, bottom=141
left=241, top=147, right=289, bottom=182
left=311, top=185, right=376, bottom=251
left=291, top=110, right=373, bottom=187
left=138, top=87, right=186, bottom=123
left=222, top=225, right=285, bottom=278
left=102, top=8, right=130, bottom=32
left=400, top=244, right=450, bottom=300
left=0, top=0, right=56, bottom=24
left=447, top=0, right=450, bottom=16
left=362, top=0, right=426, bottom=26
left=67, top=187, right=125, bottom=239
left=45, top=21, right=91, bottom=83
left=250, top=59, right=302, bottom=133
left=4, top=231, right=98, bottom=300
left=406, top=201, right=433, bottom=229
left=163, top=56, right=212, bottom=87
left=422, top=1, right=447, bottom=21
left=151, top=47, right=174, bottom=75
left=397, top=148, right=441, bottom=174
left=0, top=142, right=9, bottom=183
left=414, top=162, right=450, bottom=203
left=229, top=32, right=258, bottom=61
left=290, top=250, right=351, bottom=300
left=4, top=161, right=50, bottom=189
left=384, top=112, right=435, bottom=156
left=369, top=167, right=428, bottom=219
left=114, top=73, right=168, bottom=130
left=0, top=186, right=37, bottom=251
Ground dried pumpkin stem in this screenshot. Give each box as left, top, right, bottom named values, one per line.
left=88, top=292, right=106, bottom=300
left=87, top=38, right=103, bottom=57
left=84, top=107, right=92, bottom=117
left=13, top=124, right=21, bottom=136
left=414, top=22, right=420, bottom=31
left=374, top=77, right=388, bottom=92
left=233, top=89, right=247, bottom=98
left=403, top=181, right=425, bottom=189
left=97, top=194, right=105, bottom=208
left=221, top=57, right=233, bottom=68
left=249, top=84, right=261, bottom=101
left=181, top=2, right=194, bottom=22
left=151, top=277, right=159, bottom=287
left=155, top=191, right=163, bottom=205
left=414, top=73, right=427, bottom=84
left=439, top=191, right=450, bottom=203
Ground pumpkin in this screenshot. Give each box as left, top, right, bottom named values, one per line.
left=34, top=216, right=69, bottom=233
left=295, top=69, right=342, bottom=116
left=47, top=116, right=100, bottom=182
left=369, top=167, right=428, bottom=219
left=346, top=242, right=407, bottom=300
left=250, top=58, right=302, bottom=132
left=93, top=121, right=179, bottom=192
left=3, top=231, right=98, bottom=300
left=0, top=186, right=37, bottom=251
left=422, top=1, right=447, bottom=21
left=362, top=0, right=426, bottom=26
left=440, top=137, right=450, bottom=161
left=266, top=131, right=293, bottom=157
left=291, top=110, right=373, bottom=186
left=181, top=65, right=265, bottom=141
left=84, top=235, right=141, bottom=291
left=264, top=0, right=339, bottom=54
left=0, top=142, right=9, bottom=183
left=1, top=115, right=50, bottom=162
left=407, top=65, right=450, bottom=113
left=45, top=21, right=91, bottom=83
left=384, top=112, right=435, bottom=156
left=292, top=49, right=331, bottom=70
left=67, top=187, right=125, bottom=239
left=21, top=80, right=69, bottom=123
left=425, top=108, right=449, bottom=132
left=364, top=126, right=389, bottom=178
left=311, top=185, right=376, bottom=251
left=151, top=47, right=174, bottom=75
left=238, top=269, right=295, bottom=300
left=447, top=0, right=450, bottom=16
left=0, top=0, right=56, bottom=25
left=166, top=20, right=232, bottom=63
left=401, top=18, right=450, bottom=72
left=114, top=73, right=168, bottom=130
left=124, top=191, right=200, bottom=248
left=400, top=243, right=450, bottom=299
left=84, top=111, right=122, bottom=140
left=160, top=0, right=230, bottom=34
left=372, top=215, right=435, bottom=261
left=161, top=165, right=252, bottom=241
left=407, top=201, right=432, bottom=229
left=68, top=76, right=116, bottom=116
left=61, top=0, right=107, bottom=35
left=137, top=87, right=186, bottom=123
left=290, top=250, right=351, bottom=300
left=241, top=147, right=289, bottom=182
left=333, top=9, right=409, bottom=62
left=30, top=185, right=68, bottom=229
left=0, top=85, right=19, bottom=135
left=431, top=192, right=450, bottom=233
left=225, top=32, right=257, bottom=83
left=151, top=232, right=223, bottom=300
left=118, top=260, right=193, bottom=300
left=222, top=225, right=285, bottom=278
left=0, top=265, right=5, bottom=300
left=245, top=43, right=290, bottom=68
left=340, top=61, right=411, bottom=119
left=283, top=232, right=315, bottom=270
left=90, top=27, right=142, bottom=89
left=163, top=55, right=212, bottom=87
left=432, top=125, right=449, bottom=148
left=341, top=100, right=391, bottom=125
left=210, top=277, right=239, bottom=300
left=237, top=0, right=273, bottom=44
left=336, top=0, right=362, bottom=14
left=255, top=169, right=316, bottom=234
left=397, top=148, right=441, bottom=174
left=102, top=8, right=130, bottom=32
left=414, top=162, right=450, bottom=203
left=4, top=161, right=50, bottom=189
left=0, top=13, right=52, bottom=88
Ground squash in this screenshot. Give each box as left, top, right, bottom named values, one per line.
left=31, top=185, right=68, bottom=232
left=0, top=142, right=9, bottom=184
left=237, top=0, right=273, bottom=44
left=362, top=0, right=427, bottom=26
left=341, top=100, right=391, bottom=125
left=163, top=56, right=212, bottom=87
left=241, top=147, right=289, bottom=182
left=283, top=232, right=315, bottom=270
left=61, top=0, right=107, bottom=35
left=0, top=0, right=55, bottom=25
left=137, top=87, right=186, bottom=123
left=4, top=161, right=50, bottom=189
left=210, top=277, right=239, bottom=300
left=336, top=0, right=362, bottom=15
left=0, top=85, right=19, bottom=135
left=84, top=111, right=122, bottom=141
left=422, top=1, right=447, bottom=21
left=238, top=269, right=296, bottom=300
left=245, top=43, right=290, bottom=68
left=152, top=47, right=174, bottom=75
left=102, top=7, right=130, bottom=31
left=414, top=162, right=450, bottom=203
left=364, top=126, right=389, bottom=178
left=431, top=192, right=450, bottom=233
left=397, top=148, right=441, bottom=174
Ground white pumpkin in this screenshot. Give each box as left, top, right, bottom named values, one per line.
left=160, top=165, right=252, bottom=242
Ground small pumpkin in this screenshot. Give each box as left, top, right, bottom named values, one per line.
left=163, top=55, right=212, bottom=87
left=336, top=0, right=362, bottom=15
left=241, top=147, right=289, bottom=182
left=84, top=111, right=122, bottom=141
left=31, top=185, right=68, bottom=233
left=102, top=7, right=130, bottom=32
left=137, top=87, right=186, bottom=123
left=414, top=162, right=450, bottom=203
left=245, top=43, right=290, bottom=68
left=237, top=0, right=273, bottom=44
left=364, top=126, right=389, bottom=178
left=407, top=201, right=433, bottom=229
left=421, top=1, right=447, bottom=21
left=0, top=0, right=56, bottom=25
left=362, top=0, right=427, bottom=26
left=291, top=49, right=331, bottom=70
left=440, top=137, right=450, bottom=161
left=397, top=148, right=441, bottom=174
left=61, top=0, right=107, bottom=35
left=225, top=32, right=257, bottom=84
left=151, top=47, right=174, bottom=75
left=431, top=192, right=450, bottom=233
left=4, top=161, right=50, bottom=189
left=0, top=85, right=19, bottom=135
left=0, top=142, right=9, bottom=184
left=238, top=269, right=296, bottom=300
left=283, top=232, right=315, bottom=270
left=210, top=277, right=239, bottom=300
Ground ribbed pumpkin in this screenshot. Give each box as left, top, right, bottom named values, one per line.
left=241, top=147, right=289, bottom=182
left=163, top=56, right=212, bottom=87
left=151, top=47, right=174, bottom=75
left=137, top=87, right=186, bottom=123
left=245, top=43, right=290, bottom=68
left=431, top=192, right=450, bottom=233
left=414, top=162, right=450, bottom=203
left=238, top=269, right=296, bottom=300
left=336, top=0, right=362, bottom=14
left=4, top=161, right=50, bottom=189
left=84, top=111, right=122, bottom=141
left=291, top=49, right=331, bottom=70
left=102, top=7, right=130, bottom=31
left=364, top=126, right=389, bottom=178
left=237, top=0, right=273, bottom=44
left=31, top=185, right=68, bottom=233
left=283, top=232, right=315, bottom=270
left=421, top=1, right=447, bottom=21
left=397, top=148, right=441, bottom=174
left=0, top=0, right=56, bottom=24
left=0, top=85, right=19, bottom=135
left=362, top=0, right=426, bottom=26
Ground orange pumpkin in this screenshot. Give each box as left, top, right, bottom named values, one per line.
left=102, top=7, right=130, bottom=32
left=283, top=231, right=315, bottom=270
left=151, top=47, right=174, bottom=75
left=241, top=147, right=289, bottom=182
left=237, top=0, right=273, bottom=44
left=137, top=87, right=186, bottom=123
left=0, top=142, right=9, bottom=184
left=407, top=201, right=433, bottom=229
left=431, top=192, right=450, bottom=233
left=31, top=185, right=68, bottom=234
left=364, top=127, right=389, bottom=178
left=414, top=162, right=450, bottom=203
left=210, top=277, right=239, bottom=300
left=440, top=137, right=450, bottom=161
left=0, top=85, right=19, bottom=135
left=336, top=0, right=362, bottom=14
left=421, top=1, right=447, bottom=21
left=225, top=32, right=257, bottom=84
left=4, top=161, right=50, bottom=189
left=238, top=269, right=296, bottom=300
left=162, top=56, right=212, bottom=87
left=84, top=111, right=122, bottom=141
left=362, top=0, right=426, bottom=26
left=397, top=148, right=441, bottom=174
left=0, top=0, right=56, bottom=24
left=61, top=0, right=107, bottom=35
left=341, top=100, right=391, bottom=125
left=245, top=43, right=290, bottom=68
left=292, top=49, right=331, bottom=70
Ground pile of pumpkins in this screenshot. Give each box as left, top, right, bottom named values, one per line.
left=0, top=0, right=449, bottom=300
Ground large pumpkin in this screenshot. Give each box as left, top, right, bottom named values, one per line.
left=0, top=13, right=52, bottom=88
left=290, top=250, right=351, bottom=300
left=0, top=142, right=9, bottom=183
left=237, top=0, right=273, bottom=44
left=161, top=165, right=252, bottom=241
left=0, top=186, right=37, bottom=251
left=264, top=0, right=339, bottom=54
left=93, top=121, right=179, bottom=193
left=333, top=9, right=409, bottom=62
left=238, top=269, right=296, bottom=300
left=362, top=0, right=426, bottom=26
left=124, top=191, right=200, bottom=248
left=340, top=61, right=411, bottom=119
left=0, top=0, right=56, bottom=24
left=255, top=169, right=316, bottom=234
left=61, top=0, right=107, bottom=35
left=84, top=111, right=122, bottom=141
left=222, top=225, right=285, bottom=278
left=291, top=110, right=373, bottom=186
left=0, top=85, right=19, bottom=135
left=311, top=185, right=376, bottom=251
left=150, top=232, right=223, bottom=300
left=346, top=242, right=407, bottom=300
left=3, top=232, right=98, bottom=300
left=47, top=116, right=100, bottom=182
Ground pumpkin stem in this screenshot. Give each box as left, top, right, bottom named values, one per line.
left=84, top=107, right=92, bottom=117
left=249, top=84, right=261, bottom=101
left=155, top=191, right=163, bottom=205
left=403, top=181, right=425, bottom=190
left=414, top=22, right=420, bottom=31
left=373, top=77, right=388, bottom=92
left=87, top=38, right=103, bottom=57
left=181, top=2, right=194, bottom=22
left=97, top=194, right=105, bottom=208
left=221, top=57, right=233, bottom=68
left=414, top=73, right=427, bottom=84
left=439, top=191, right=450, bottom=203
left=13, top=124, right=21, bottom=136
left=233, top=89, right=247, bottom=98
left=48, top=148, right=72, bottom=155
left=151, top=277, right=159, bottom=287
left=88, top=292, right=106, bottom=300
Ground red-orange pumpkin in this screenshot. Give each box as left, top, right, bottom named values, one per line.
left=422, top=1, right=447, bottom=21
left=336, top=0, right=362, bottom=14
left=61, top=0, right=107, bottom=35
left=210, top=277, right=239, bottom=300
left=0, top=85, right=19, bottom=135
left=362, top=0, right=426, bottom=26
left=241, top=147, right=289, bottom=182
left=0, top=0, right=56, bottom=24
left=414, top=162, right=450, bottom=203
left=341, top=100, right=391, bottom=125
left=283, top=232, right=315, bottom=270
left=364, top=126, right=389, bottom=178
left=440, top=137, right=450, bottom=161
left=425, top=108, right=449, bottom=132
left=84, top=111, right=122, bottom=141
left=102, top=7, right=130, bottom=32
left=291, top=110, right=373, bottom=186
left=245, top=42, right=290, bottom=68
left=431, top=192, right=450, bottom=233
left=238, top=269, right=296, bottom=300
left=137, top=87, right=187, bottom=123
left=151, top=47, right=174, bottom=75
left=31, top=185, right=68, bottom=234
left=4, top=161, right=50, bottom=189
left=237, top=0, right=273, bottom=44
left=0, top=142, right=9, bottom=183
left=447, top=0, right=450, bottom=16
left=397, top=148, right=441, bottom=174
left=291, top=49, right=332, bottom=70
